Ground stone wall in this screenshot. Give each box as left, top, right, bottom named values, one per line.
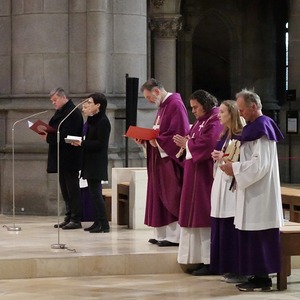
left=0, top=0, right=151, bottom=215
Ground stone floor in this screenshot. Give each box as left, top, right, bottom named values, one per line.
left=0, top=215, right=299, bottom=299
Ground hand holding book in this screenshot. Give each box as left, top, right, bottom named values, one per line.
left=28, top=119, right=56, bottom=135
left=125, top=126, right=159, bottom=141
left=64, top=135, right=82, bottom=144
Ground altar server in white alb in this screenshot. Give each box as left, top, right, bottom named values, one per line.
left=210, top=100, right=245, bottom=284
left=220, top=89, right=284, bottom=292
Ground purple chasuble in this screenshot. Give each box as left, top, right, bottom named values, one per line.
left=178, top=107, right=223, bottom=228
left=144, top=93, right=190, bottom=227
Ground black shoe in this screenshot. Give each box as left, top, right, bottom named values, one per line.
left=54, top=221, right=69, bottom=228
left=157, top=240, right=179, bottom=247
left=236, top=276, right=272, bottom=292
left=62, top=221, right=82, bottom=230
left=192, top=264, right=218, bottom=276
left=148, top=239, right=158, bottom=244
left=185, top=263, right=204, bottom=274
left=84, top=222, right=99, bottom=231
left=89, top=225, right=110, bottom=233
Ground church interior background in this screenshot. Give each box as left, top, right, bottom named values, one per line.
left=0, top=0, right=296, bottom=217
left=0, top=1, right=300, bottom=298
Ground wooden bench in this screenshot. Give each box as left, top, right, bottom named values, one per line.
left=277, top=222, right=300, bottom=290
left=117, top=182, right=129, bottom=226
left=102, top=188, right=112, bottom=222
left=281, top=185, right=300, bottom=222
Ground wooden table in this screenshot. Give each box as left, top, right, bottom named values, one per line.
left=102, top=188, right=112, bottom=222
left=277, top=222, right=300, bottom=290
left=117, top=182, right=130, bottom=226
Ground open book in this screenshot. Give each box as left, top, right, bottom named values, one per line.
left=64, top=135, right=82, bottom=144
left=125, top=125, right=159, bottom=140
left=28, top=120, right=56, bottom=135
left=223, top=139, right=241, bottom=162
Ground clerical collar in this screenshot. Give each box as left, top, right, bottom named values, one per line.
left=162, top=92, right=172, bottom=103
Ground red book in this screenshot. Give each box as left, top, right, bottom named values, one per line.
left=125, top=125, right=159, bottom=140
left=28, top=119, right=56, bottom=135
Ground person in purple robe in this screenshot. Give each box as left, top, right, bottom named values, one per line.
left=138, top=78, right=190, bottom=247
left=220, top=89, right=284, bottom=292
left=173, top=90, right=223, bottom=274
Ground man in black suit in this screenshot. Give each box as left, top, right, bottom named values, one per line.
left=46, top=87, right=83, bottom=229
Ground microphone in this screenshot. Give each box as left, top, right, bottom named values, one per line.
left=4, top=110, right=48, bottom=232
left=12, top=110, right=48, bottom=128
left=52, top=98, right=89, bottom=250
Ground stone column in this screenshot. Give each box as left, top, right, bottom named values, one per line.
left=112, top=0, right=147, bottom=94
left=69, top=1, right=87, bottom=93
left=11, top=0, right=69, bottom=93
left=86, top=1, right=110, bottom=92
left=110, top=0, right=148, bottom=150
left=0, top=0, right=10, bottom=148
left=149, top=15, right=182, bottom=91
left=0, top=0, right=11, bottom=95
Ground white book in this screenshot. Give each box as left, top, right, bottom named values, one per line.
left=64, top=135, right=82, bottom=143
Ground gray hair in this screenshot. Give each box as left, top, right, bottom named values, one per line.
left=236, top=89, right=262, bottom=110
left=140, top=78, right=164, bottom=92
left=49, top=87, right=66, bottom=98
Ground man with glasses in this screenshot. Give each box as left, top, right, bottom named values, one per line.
left=138, top=78, right=190, bottom=247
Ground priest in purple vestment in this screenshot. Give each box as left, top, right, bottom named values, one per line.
left=220, top=89, right=284, bottom=292
left=139, top=78, right=190, bottom=247
left=173, top=90, right=223, bottom=275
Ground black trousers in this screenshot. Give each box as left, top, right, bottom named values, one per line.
left=87, top=179, right=108, bottom=225
left=59, top=170, right=82, bottom=223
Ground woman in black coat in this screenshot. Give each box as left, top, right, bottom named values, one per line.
left=73, top=92, right=111, bottom=233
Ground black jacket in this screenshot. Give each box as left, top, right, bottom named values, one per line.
left=81, top=110, right=111, bottom=181
left=46, top=100, right=83, bottom=173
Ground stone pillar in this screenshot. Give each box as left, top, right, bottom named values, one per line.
left=110, top=0, right=148, bottom=153
left=149, top=15, right=182, bottom=91
left=0, top=0, right=11, bottom=95
left=112, top=0, right=147, bottom=94
left=69, top=1, right=87, bottom=93
left=11, top=0, right=69, bottom=93
left=86, top=1, right=110, bottom=92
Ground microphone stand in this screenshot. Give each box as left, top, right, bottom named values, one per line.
left=51, top=98, right=89, bottom=250
left=3, top=110, right=48, bottom=232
